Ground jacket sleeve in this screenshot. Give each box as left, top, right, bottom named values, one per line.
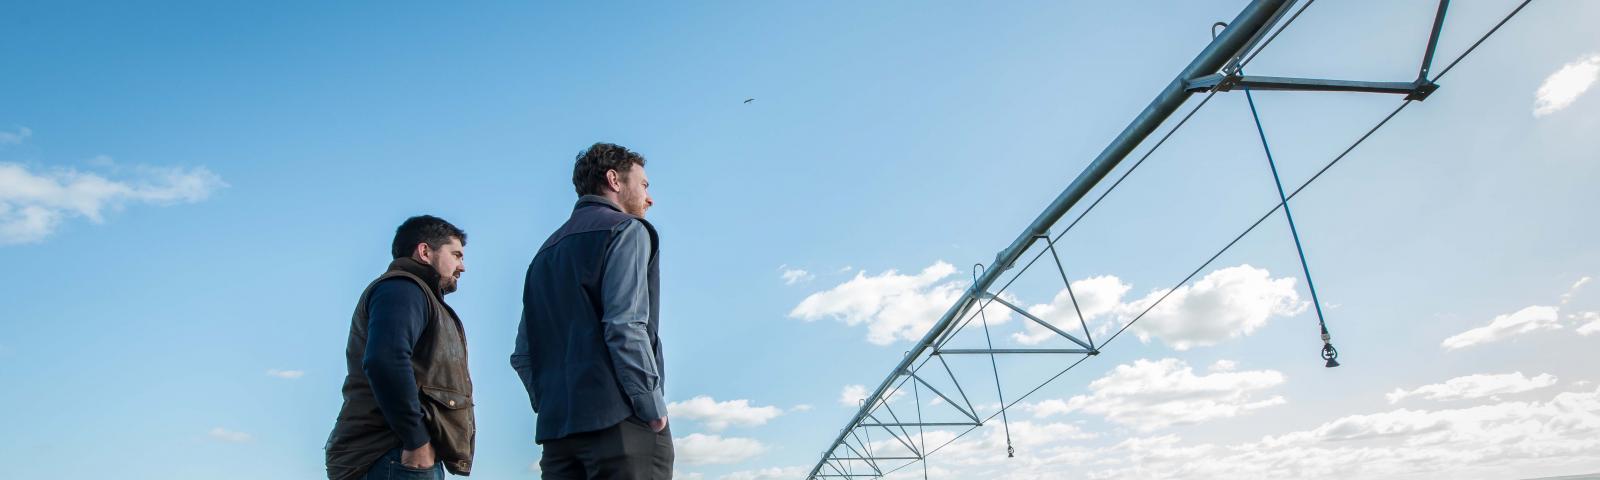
left=509, top=310, right=539, bottom=413
left=361, top=278, right=432, bottom=449
left=599, top=220, right=667, bottom=421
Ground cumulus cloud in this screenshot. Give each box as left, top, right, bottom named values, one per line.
left=265, top=369, right=304, bottom=380
left=1023, top=358, right=1285, bottom=431
left=873, top=385, right=1600, bottom=480
left=674, top=434, right=766, bottom=465
left=0, top=161, right=227, bottom=245
left=790, top=404, right=814, bottom=412
left=790, top=262, right=969, bottom=345
left=1123, top=265, right=1306, bottom=351
left=667, top=396, right=784, bottom=431
left=838, top=383, right=907, bottom=408
left=1014, top=275, right=1129, bottom=345
left=857, top=420, right=1094, bottom=465
left=1386, top=372, right=1558, bottom=404
left=796, top=261, right=1299, bottom=350
left=1441, top=305, right=1561, bottom=350
left=839, top=384, right=867, bottom=406
left=208, top=427, right=252, bottom=443
left=0, top=126, right=31, bottom=144
left=719, top=466, right=810, bottom=480
left=1534, top=53, right=1600, bottom=117
left=1574, top=311, right=1600, bottom=336
left=778, top=265, right=814, bottom=285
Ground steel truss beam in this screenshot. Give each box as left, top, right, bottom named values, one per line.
left=805, top=1, right=1296, bottom=478
left=806, top=1, right=1464, bottom=478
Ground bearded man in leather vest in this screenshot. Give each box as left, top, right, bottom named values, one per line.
left=327, top=215, right=476, bottom=480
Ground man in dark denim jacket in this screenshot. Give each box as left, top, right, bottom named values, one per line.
left=513, top=143, right=672, bottom=479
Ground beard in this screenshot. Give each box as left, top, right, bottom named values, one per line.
left=439, top=276, right=458, bottom=295
left=622, top=196, right=648, bottom=217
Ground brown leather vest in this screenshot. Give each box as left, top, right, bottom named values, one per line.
left=325, top=259, right=475, bottom=479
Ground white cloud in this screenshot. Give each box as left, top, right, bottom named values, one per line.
left=790, top=404, right=813, bottom=412
left=674, top=434, right=766, bottom=465
left=778, top=265, right=813, bottom=285
left=838, top=383, right=906, bottom=408
left=1534, top=53, right=1600, bottom=117
left=1574, top=311, right=1600, bottom=336
left=1562, top=276, right=1591, bottom=305
left=265, top=369, right=304, bottom=380
left=208, top=427, right=252, bottom=443
left=797, top=262, right=1297, bottom=350
left=0, top=126, right=31, bottom=144
left=859, top=420, right=1094, bottom=466
left=1386, top=372, right=1558, bottom=404
left=874, top=385, right=1600, bottom=480
left=839, top=384, right=867, bottom=406
left=1023, top=358, right=1286, bottom=431
left=719, top=466, right=809, bottom=480
left=1014, top=274, right=1130, bottom=345
left=1209, top=359, right=1238, bottom=372
left=1122, top=265, right=1306, bottom=351
left=790, top=262, right=969, bottom=345
left=0, top=161, right=226, bottom=245
left=1441, top=305, right=1561, bottom=350
left=667, top=395, right=783, bottom=431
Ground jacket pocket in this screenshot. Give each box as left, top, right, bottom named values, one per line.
left=419, top=386, right=475, bottom=475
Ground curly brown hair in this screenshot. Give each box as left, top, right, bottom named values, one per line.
left=571, top=142, right=647, bottom=197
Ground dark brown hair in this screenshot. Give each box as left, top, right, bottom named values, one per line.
left=572, top=142, right=646, bottom=197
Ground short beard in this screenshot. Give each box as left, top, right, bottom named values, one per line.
left=439, top=278, right=458, bottom=295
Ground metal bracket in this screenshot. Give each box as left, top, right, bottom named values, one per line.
left=1185, top=73, right=1440, bottom=100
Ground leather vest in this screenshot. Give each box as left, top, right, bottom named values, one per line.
left=326, top=258, right=475, bottom=479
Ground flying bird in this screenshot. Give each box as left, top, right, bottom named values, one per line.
left=743, top=98, right=754, bottom=104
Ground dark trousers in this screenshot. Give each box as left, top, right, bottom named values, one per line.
left=541, top=418, right=674, bottom=480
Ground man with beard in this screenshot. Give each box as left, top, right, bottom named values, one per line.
left=512, top=143, right=673, bottom=479
left=327, top=215, right=476, bottom=480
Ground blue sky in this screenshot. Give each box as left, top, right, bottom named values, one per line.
left=2, top=1, right=1598, bottom=479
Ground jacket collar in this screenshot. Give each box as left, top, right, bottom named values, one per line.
left=387, top=257, right=442, bottom=297
left=576, top=195, right=622, bottom=213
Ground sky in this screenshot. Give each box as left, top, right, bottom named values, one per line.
left=1, top=1, right=1598, bottom=479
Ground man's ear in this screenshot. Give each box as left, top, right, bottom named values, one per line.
left=412, top=242, right=433, bottom=263
left=605, top=169, right=622, bottom=193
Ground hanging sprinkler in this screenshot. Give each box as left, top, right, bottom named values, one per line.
left=1321, top=331, right=1339, bottom=368
left=1220, top=18, right=1344, bottom=368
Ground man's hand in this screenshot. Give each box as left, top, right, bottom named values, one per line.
left=649, top=416, right=668, bottom=433
left=401, top=443, right=436, bottom=469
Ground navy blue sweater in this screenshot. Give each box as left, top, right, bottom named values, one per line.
left=361, top=278, right=431, bottom=449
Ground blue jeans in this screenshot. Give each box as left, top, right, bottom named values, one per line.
left=363, top=447, right=445, bottom=480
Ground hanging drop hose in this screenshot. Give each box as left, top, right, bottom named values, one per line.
left=973, top=264, right=1016, bottom=457
left=1211, top=18, right=1339, bottom=368
left=1240, top=75, right=1340, bottom=368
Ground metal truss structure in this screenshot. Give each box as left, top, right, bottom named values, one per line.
left=806, top=0, right=1534, bottom=478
